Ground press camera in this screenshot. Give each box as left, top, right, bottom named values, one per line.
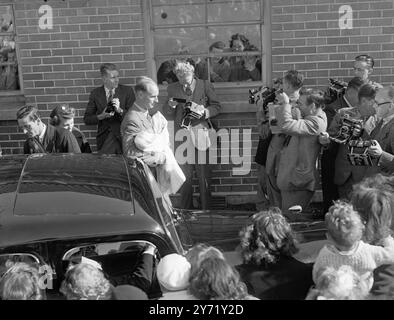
left=324, top=78, right=348, bottom=104
left=347, top=140, right=376, bottom=166
left=181, top=101, right=205, bottom=129
left=329, top=114, right=364, bottom=144
left=106, top=99, right=116, bottom=114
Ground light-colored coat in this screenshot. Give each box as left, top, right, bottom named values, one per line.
left=276, top=104, right=327, bottom=192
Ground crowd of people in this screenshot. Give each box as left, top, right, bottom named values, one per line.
left=1, top=173, right=394, bottom=300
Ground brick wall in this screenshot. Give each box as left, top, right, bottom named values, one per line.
left=1, top=0, right=394, bottom=205
left=271, top=0, right=394, bottom=87
left=0, top=0, right=146, bottom=154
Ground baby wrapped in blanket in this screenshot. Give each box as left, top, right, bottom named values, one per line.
left=134, top=116, right=185, bottom=195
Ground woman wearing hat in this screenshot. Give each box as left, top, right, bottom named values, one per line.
left=50, top=104, right=92, bottom=153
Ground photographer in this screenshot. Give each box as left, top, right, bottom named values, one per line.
left=84, top=63, right=135, bottom=154
left=319, top=82, right=378, bottom=199
left=275, top=89, right=327, bottom=211
left=353, top=55, right=382, bottom=89
left=163, top=61, right=221, bottom=210
left=266, top=70, right=304, bottom=208
left=366, top=86, right=394, bottom=174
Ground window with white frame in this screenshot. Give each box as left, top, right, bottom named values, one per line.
left=146, top=0, right=266, bottom=85
left=0, top=4, right=20, bottom=92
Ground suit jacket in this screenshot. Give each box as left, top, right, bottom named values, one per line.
left=368, top=117, right=394, bottom=175
left=23, top=124, right=81, bottom=154
left=162, top=78, right=221, bottom=133
left=72, top=127, right=92, bottom=153
left=121, top=104, right=167, bottom=165
left=276, top=104, right=327, bottom=191
left=84, top=84, right=135, bottom=151
left=328, top=107, right=373, bottom=186
left=236, top=257, right=313, bottom=300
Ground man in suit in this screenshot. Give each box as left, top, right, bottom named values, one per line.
left=320, top=82, right=378, bottom=199
left=84, top=63, right=135, bottom=154
left=121, top=77, right=166, bottom=166
left=163, top=61, right=221, bottom=210
left=17, top=105, right=81, bottom=154
left=367, top=86, right=394, bottom=174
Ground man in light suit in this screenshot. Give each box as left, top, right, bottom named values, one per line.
left=368, top=86, right=394, bottom=174
left=84, top=63, right=135, bottom=154
left=163, top=61, right=221, bottom=210
left=121, top=77, right=166, bottom=166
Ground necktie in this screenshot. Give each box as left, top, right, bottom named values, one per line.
left=184, top=84, right=193, bottom=97
left=107, top=89, right=114, bottom=102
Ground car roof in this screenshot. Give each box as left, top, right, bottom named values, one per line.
left=0, top=154, right=134, bottom=217
left=0, top=154, right=166, bottom=247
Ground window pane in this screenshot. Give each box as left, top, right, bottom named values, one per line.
left=208, top=25, right=261, bottom=51
left=0, top=37, right=18, bottom=90
left=154, top=27, right=207, bottom=56
left=0, top=5, right=14, bottom=32
left=152, top=0, right=205, bottom=26
left=208, top=0, right=261, bottom=23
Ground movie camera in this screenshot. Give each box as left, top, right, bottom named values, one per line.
left=324, top=78, right=348, bottom=104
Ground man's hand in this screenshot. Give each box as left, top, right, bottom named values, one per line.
left=168, top=98, right=178, bottom=109
left=112, top=98, right=122, bottom=114
left=140, top=151, right=166, bottom=167
left=319, top=132, right=330, bottom=145
left=97, top=107, right=115, bottom=121
left=276, top=92, right=290, bottom=105
left=368, top=140, right=383, bottom=158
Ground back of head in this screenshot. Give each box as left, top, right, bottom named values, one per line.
left=60, top=263, right=112, bottom=300
left=240, top=208, right=298, bottom=265
left=283, top=70, right=304, bottom=90
left=50, top=104, right=75, bottom=126
left=16, top=105, right=39, bottom=122
left=315, top=265, right=369, bottom=300
left=325, top=201, right=364, bottom=249
left=189, top=257, right=247, bottom=300
left=185, top=244, right=225, bottom=275
left=0, top=262, right=45, bottom=300
left=302, top=89, right=326, bottom=109
left=100, top=63, right=117, bottom=77
left=157, top=253, right=191, bottom=291
left=350, top=185, right=392, bottom=245
left=347, top=77, right=365, bottom=92
left=358, top=83, right=377, bottom=101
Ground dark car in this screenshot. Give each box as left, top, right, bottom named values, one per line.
left=0, top=154, right=326, bottom=299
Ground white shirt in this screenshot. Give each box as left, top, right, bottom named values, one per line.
left=38, top=124, right=47, bottom=144
left=104, top=87, right=115, bottom=100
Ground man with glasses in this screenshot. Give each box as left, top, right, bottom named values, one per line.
left=84, top=63, right=135, bottom=154
left=367, top=86, right=394, bottom=174
left=17, top=105, right=81, bottom=154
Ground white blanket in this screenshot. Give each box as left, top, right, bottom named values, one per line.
left=135, top=130, right=185, bottom=196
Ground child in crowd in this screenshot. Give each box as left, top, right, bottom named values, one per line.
left=307, top=265, right=369, bottom=300
left=157, top=253, right=196, bottom=300
left=313, top=201, right=394, bottom=290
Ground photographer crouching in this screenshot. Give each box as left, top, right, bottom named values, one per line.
left=163, top=61, right=221, bottom=210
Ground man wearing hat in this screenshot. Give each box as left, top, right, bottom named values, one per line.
left=50, top=104, right=92, bottom=153
left=17, top=105, right=81, bottom=154
left=84, top=63, right=135, bottom=154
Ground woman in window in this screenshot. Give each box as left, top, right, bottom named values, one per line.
left=228, top=34, right=260, bottom=82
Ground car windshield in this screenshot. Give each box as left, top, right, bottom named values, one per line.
left=13, top=155, right=134, bottom=216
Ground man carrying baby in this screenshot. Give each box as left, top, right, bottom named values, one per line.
left=121, top=77, right=185, bottom=196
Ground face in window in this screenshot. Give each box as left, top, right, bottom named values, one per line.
left=353, top=61, right=371, bottom=81
left=231, top=39, right=245, bottom=52
left=18, top=116, right=42, bottom=138
left=210, top=47, right=224, bottom=65
left=59, top=117, right=74, bottom=132
left=102, top=69, right=119, bottom=91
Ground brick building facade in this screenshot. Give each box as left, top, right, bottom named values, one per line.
left=0, top=0, right=393, bottom=207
